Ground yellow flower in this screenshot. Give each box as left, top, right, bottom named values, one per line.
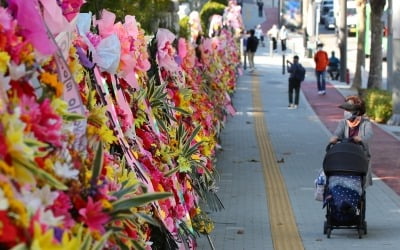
left=31, top=222, right=62, bottom=250
left=68, top=46, right=84, bottom=84
left=61, top=232, right=81, bottom=250
left=39, top=72, right=63, bottom=97
left=8, top=199, right=29, bottom=227
left=177, top=156, right=191, bottom=172
left=101, top=199, right=113, bottom=210
left=51, top=98, right=69, bottom=116
left=0, top=160, right=15, bottom=177
left=0, top=51, right=10, bottom=74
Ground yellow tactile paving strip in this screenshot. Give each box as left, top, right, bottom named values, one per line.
left=251, top=74, right=304, bottom=250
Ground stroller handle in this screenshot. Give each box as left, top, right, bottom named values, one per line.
left=326, top=138, right=366, bottom=152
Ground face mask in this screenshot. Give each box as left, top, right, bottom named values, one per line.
left=344, top=110, right=353, bottom=120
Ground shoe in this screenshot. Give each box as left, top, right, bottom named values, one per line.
left=318, top=91, right=322, bottom=95
left=288, top=104, right=295, bottom=109
left=322, top=90, right=326, bottom=95
left=293, top=105, right=298, bottom=109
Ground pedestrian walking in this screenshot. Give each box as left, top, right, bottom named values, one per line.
left=314, top=43, right=329, bottom=95
left=246, top=29, right=259, bottom=72
left=257, top=0, right=264, bottom=17
left=255, top=24, right=265, bottom=47
left=286, top=55, right=306, bottom=109
left=329, top=95, right=373, bottom=187
left=279, top=25, right=288, bottom=52
left=267, top=24, right=279, bottom=52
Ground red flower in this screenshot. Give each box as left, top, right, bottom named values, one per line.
left=79, top=197, right=110, bottom=233
left=0, top=211, right=24, bottom=248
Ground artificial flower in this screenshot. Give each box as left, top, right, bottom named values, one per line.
left=54, top=161, right=79, bottom=180
left=0, top=188, right=9, bottom=210
left=39, top=72, right=64, bottom=97
left=20, top=185, right=59, bottom=213
left=79, top=197, right=110, bottom=233
left=0, top=51, right=10, bottom=74
left=0, top=211, right=22, bottom=248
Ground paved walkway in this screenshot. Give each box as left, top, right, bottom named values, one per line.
left=196, top=43, right=400, bottom=249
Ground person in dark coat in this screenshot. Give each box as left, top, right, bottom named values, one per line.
left=246, top=29, right=259, bottom=72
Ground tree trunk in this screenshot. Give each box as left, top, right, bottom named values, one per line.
left=387, top=39, right=400, bottom=126
left=353, top=0, right=366, bottom=91
left=367, top=0, right=386, bottom=89
left=388, top=0, right=400, bottom=125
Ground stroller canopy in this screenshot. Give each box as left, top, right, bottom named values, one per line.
left=323, top=142, right=369, bottom=175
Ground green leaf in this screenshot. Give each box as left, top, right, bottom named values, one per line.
left=112, top=183, right=140, bottom=199
left=185, top=125, right=201, bottom=148
left=136, top=212, right=161, bottom=227
left=171, top=106, right=191, bottom=115
left=132, top=240, right=146, bottom=250
left=184, top=142, right=203, bottom=157
left=164, top=166, right=180, bottom=177
left=112, top=192, right=172, bottom=212
left=63, top=113, right=85, bottom=122
left=13, top=158, right=67, bottom=190
left=92, top=231, right=112, bottom=250
left=90, top=142, right=104, bottom=185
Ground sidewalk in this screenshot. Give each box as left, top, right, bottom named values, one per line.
left=196, top=43, right=400, bottom=249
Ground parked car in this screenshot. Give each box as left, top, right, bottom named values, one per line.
left=324, top=10, right=335, bottom=30
left=320, top=0, right=333, bottom=24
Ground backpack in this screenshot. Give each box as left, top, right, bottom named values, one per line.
left=294, top=64, right=306, bottom=82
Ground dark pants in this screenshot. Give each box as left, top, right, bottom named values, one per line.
left=289, top=78, right=301, bottom=105
left=315, top=70, right=326, bottom=91
left=272, top=38, right=277, bottom=50
left=328, top=67, right=339, bottom=80
left=281, top=39, right=287, bottom=51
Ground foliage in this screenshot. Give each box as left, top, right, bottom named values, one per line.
left=363, top=88, right=392, bottom=123
left=199, top=1, right=226, bottom=36
left=81, top=0, right=171, bottom=34
left=210, top=0, right=229, bottom=5
left=179, top=16, right=191, bottom=39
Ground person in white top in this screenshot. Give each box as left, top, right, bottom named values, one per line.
left=267, top=24, right=279, bottom=51
left=279, top=25, right=288, bottom=52
left=255, top=24, right=265, bottom=47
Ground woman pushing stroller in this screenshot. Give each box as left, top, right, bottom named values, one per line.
left=322, top=95, right=373, bottom=238
left=329, top=95, right=373, bottom=187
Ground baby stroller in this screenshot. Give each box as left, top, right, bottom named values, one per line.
left=322, top=139, right=369, bottom=238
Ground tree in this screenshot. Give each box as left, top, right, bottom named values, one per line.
left=353, top=0, right=367, bottom=91
left=81, top=0, right=171, bottom=34
left=367, top=0, right=386, bottom=88
left=388, top=0, right=400, bottom=125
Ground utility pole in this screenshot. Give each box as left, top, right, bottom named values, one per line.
left=339, top=0, right=347, bottom=82
left=387, top=0, right=393, bottom=90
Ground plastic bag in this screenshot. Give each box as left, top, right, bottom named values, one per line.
left=314, top=169, right=326, bottom=201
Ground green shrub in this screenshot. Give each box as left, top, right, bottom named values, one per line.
left=210, top=0, right=228, bottom=5
left=364, top=88, right=392, bottom=123
left=179, top=16, right=190, bottom=39
left=200, top=1, right=226, bottom=36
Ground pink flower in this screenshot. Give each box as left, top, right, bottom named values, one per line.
left=0, top=7, right=13, bottom=30
left=8, top=0, right=56, bottom=55
left=20, top=96, right=63, bottom=147
left=156, top=28, right=178, bottom=72
left=79, top=197, right=110, bottom=233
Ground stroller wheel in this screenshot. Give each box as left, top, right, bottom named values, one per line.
left=363, top=221, right=367, bottom=235
left=358, top=228, right=362, bottom=239
left=327, top=228, right=331, bottom=238
left=323, top=221, right=328, bottom=234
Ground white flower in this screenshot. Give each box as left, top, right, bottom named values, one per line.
left=0, top=189, right=9, bottom=210
left=38, top=208, right=64, bottom=227
left=20, top=185, right=59, bottom=213
left=54, top=161, right=79, bottom=180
